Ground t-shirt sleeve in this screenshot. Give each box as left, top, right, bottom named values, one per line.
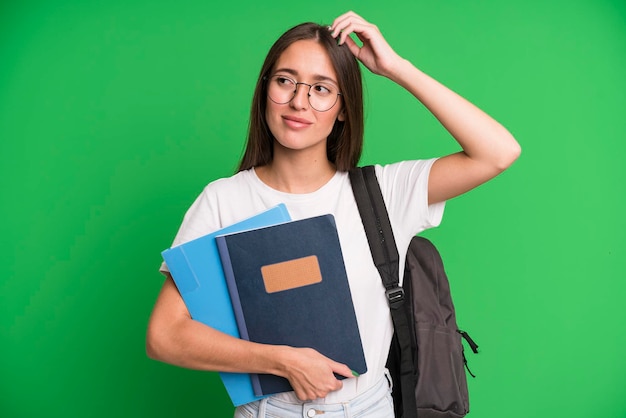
left=159, top=186, right=220, bottom=275
left=375, top=159, right=445, bottom=236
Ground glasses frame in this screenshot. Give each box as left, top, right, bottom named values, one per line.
left=265, top=74, right=342, bottom=112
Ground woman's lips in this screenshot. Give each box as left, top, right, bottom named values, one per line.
left=282, top=115, right=312, bottom=129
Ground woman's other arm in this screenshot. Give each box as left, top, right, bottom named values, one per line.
left=331, top=11, right=521, bottom=204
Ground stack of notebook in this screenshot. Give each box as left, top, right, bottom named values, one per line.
left=162, top=205, right=366, bottom=405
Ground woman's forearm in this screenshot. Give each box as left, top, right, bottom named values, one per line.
left=388, top=58, right=521, bottom=171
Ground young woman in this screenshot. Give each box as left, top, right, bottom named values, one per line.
left=147, top=11, right=520, bottom=418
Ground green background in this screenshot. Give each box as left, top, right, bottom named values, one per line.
left=2, top=0, right=625, bottom=417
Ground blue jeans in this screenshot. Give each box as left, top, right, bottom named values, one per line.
left=233, top=372, right=394, bottom=418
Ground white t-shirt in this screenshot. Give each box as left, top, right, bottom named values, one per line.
left=160, top=159, right=445, bottom=404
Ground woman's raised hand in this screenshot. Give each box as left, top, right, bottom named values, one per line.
left=330, top=11, right=403, bottom=79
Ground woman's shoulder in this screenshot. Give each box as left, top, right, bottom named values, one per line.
left=200, top=169, right=255, bottom=195
left=373, top=159, right=438, bottom=182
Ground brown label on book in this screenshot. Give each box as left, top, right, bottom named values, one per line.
left=261, top=255, right=322, bottom=293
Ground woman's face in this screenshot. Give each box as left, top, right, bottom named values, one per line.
left=265, top=39, right=344, bottom=158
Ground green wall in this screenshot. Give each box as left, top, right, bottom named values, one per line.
left=2, top=0, right=625, bottom=417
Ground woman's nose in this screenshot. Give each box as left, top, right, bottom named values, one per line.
left=289, top=83, right=310, bottom=110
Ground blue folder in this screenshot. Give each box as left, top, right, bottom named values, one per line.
left=161, top=204, right=291, bottom=406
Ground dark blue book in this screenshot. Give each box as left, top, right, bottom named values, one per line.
left=215, top=214, right=367, bottom=397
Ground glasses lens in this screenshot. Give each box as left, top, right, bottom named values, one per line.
left=309, top=83, right=339, bottom=112
left=267, top=76, right=296, bottom=104
left=267, top=75, right=340, bottom=112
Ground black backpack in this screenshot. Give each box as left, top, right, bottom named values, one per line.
left=349, top=166, right=479, bottom=418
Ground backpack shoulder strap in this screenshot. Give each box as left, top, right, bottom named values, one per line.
left=349, top=165, right=418, bottom=418
left=348, top=166, right=400, bottom=296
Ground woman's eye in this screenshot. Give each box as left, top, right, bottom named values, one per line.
left=312, top=84, right=331, bottom=95
left=276, top=77, right=294, bottom=87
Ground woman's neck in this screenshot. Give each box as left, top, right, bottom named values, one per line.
left=255, top=156, right=336, bottom=194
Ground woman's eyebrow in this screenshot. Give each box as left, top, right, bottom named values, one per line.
left=273, top=68, right=338, bottom=85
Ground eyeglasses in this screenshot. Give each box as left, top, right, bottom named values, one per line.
left=266, top=74, right=342, bottom=112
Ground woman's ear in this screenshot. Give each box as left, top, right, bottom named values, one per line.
left=337, top=109, right=345, bottom=122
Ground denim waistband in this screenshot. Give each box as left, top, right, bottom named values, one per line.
left=248, top=370, right=393, bottom=417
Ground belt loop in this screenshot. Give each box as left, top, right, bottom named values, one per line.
left=258, top=397, right=269, bottom=417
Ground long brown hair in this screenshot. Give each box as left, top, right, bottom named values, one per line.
left=237, top=22, right=363, bottom=172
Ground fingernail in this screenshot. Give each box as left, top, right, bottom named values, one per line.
left=351, top=370, right=360, bottom=377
